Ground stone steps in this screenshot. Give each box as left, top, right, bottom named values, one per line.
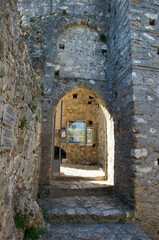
left=38, top=180, right=150, bottom=239
left=38, top=195, right=134, bottom=224
left=39, top=222, right=150, bottom=240
left=39, top=184, right=113, bottom=197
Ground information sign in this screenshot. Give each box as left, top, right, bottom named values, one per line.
left=61, top=128, right=67, bottom=143
left=0, top=97, right=3, bottom=120
left=67, top=120, right=86, bottom=144
left=0, top=127, right=1, bottom=146
left=87, top=127, right=94, bottom=146
left=3, top=102, right=16, bottom=127
left=0, top=126, right=13, bottom=149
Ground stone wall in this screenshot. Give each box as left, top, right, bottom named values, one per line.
left=56, top=26, right=106, bottom=80
left=97, top=106, right=108, bottom=170
left=55, top=87, right=114, bottom=168
left=55, top=89, right=99, bottom=165
left=108, top=0, right=159, bottom=238
left=129, top=1, right=159, bottom=239
left=107, top=0, right=134, bottom=204
left=0, top=0, right=42, bottom=239
left=98, top=105, right=114, bottom=183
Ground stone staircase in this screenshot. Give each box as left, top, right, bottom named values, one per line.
left=38, top=178, right=150, bottom=240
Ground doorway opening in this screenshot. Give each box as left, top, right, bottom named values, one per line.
left=52, top=87, right=114, bottom=185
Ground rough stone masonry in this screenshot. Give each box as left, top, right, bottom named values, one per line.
left=0, top=0, right=43, bottom=239
left=0, top=0, right=159, bottom=239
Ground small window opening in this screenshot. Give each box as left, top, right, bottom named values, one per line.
left=73, top=94, right=78, bottom=99
left=55, top=70, right=60, bottom=77
left=61, top=9, right=67, bottom=15
left=149, top=18, right=155, bottom=26
left=92, top=144, right=96, bottom=147
left=157, top=159, right=159, bottom=166
left=157, top=47, right=159, bottom=55
left=89, top=96, right=93, bottom=99
left=115, top=91, right=118, bottom=99
left=118, top=120, right=120, bottom=130
left=59, top=44, right=65, bottom=49
left=88, top=101, right=92, bottom=105
left=88, top=120, right=93, bottom=125
left=102, top=49, right=107, bottom=55
left=108, top=5, right=111, bottom=13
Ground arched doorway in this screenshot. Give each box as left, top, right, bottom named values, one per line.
left=52, top=87, right=114, bottom=185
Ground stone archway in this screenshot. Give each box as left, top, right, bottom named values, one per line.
left=40, top=85, right=114, bottom=185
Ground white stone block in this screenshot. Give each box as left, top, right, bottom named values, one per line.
left=131, top=149, right=148, bottom=159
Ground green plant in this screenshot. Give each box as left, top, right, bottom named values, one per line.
left=29, top=17, right=35, bottom=23
left=19, top=118, right=27, bottom=130
left=28, top=102, right=37, bottom=113
left=13, top=213, right=27, bottom=229
left=99, top=33, right=107, bottom=42
left=24, top=227, right=44, bottom=240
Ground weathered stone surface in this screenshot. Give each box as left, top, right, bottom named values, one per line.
left=128, top=1, right=159, bottom=239
left=130, top=149, right=148, bottom=159
left=0, top=0, right=42, bottom=239
left=14, top=190, right=44, bottom=239
left=39, top=222, right=150, bottom=240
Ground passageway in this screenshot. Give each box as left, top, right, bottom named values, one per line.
left=52, top=87, right=114, bottom=184
left=38, top=89, right=149, bottom=240
left=39, top=84, right=150, bottom=240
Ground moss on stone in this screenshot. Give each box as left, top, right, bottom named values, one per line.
left=19, top=117, right=27, bottom=130
left=24, top=227, right=44, bottom=240
left=13, top=213, right=27, bottom=229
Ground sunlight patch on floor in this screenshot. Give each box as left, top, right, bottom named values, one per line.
left=60, top=164, right=105, bottom=178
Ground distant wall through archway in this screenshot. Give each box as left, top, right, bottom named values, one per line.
left=40, top=85, right=114, bottom=185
